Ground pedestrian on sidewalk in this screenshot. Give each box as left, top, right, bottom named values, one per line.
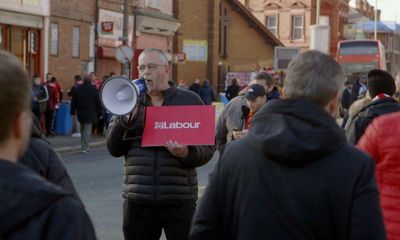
left=31, top=75, right=49, bottom=134
left=106, top=48, right=215, bottom=240
left=225, top=78, right=240, bottom=101
left=190, top=50, right=386, bottom=240
left=44, top=76, right=59, bottom=137
left=189, top=78, right=201, bottom=95
left=70, top=76, right=103, bottom=153
left=345, top=69, right=400, bottom=144
left=199, top=79, right=216, bottom=105
left=0, top=50, right=96, bottom=240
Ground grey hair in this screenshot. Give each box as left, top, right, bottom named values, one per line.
left=284, top=50, right=344, bottom=107
left=139, top=48, right=169, bottom=64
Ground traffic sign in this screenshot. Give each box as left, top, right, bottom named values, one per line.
left=115, top=45, right=133, bottom=64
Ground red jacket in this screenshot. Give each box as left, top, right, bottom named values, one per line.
left=358, top=111, right=400, bottom=240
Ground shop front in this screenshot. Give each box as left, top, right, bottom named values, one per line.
left=97, top=8, right=134, bottom=79
left=0, top=0, right=49, bottom=79
left=0, top=24, right=41, bottom=77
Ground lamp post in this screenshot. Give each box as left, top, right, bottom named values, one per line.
left=374, top=0, right=378, bottom=40
left=316, top=0, right=321, bottom=25
left=121, top=0, right=130, bottom=76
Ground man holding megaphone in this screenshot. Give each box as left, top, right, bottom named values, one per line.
left=105, top=48, right=215, bottom=240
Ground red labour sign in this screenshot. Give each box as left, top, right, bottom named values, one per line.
left=142, top=105, right=215, bottom=147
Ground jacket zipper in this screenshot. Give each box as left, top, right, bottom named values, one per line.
left=154, top=149, right=159, bottom=203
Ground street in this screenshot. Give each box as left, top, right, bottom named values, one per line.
left=63, top=147, right=218, bottom=240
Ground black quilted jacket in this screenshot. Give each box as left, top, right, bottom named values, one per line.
left=106, top=83, right=215, bottom=204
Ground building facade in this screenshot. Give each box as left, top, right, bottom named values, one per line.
left=174, top=0, right=282, bottom=92
left=49, top=0, right=95, bottom=90
left=96, top=0, right=180, bottom=80
left=239, top=0, right=350, bottom=56
left=344, top=0, right=380, bottom=40
left=96, top=0, right=134, bottom=79
left=132, top=0, right=180, bottom=79
left=0, top=0, right=50, bottom=79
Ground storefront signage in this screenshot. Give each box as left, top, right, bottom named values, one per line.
left=101, top=21, right=113, bottom=35
left=98, top=9, right=134, bottom=47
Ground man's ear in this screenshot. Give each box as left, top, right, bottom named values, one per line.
left=281, top=88, right=286, bottom=99
left=165, top=64, right=170, bottom=74
left=325, top=92, right=340, bottom=117
left=13, top=112, right=24, bottom=139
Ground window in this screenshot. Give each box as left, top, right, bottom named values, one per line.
left=292, top=15, right=303, bottom=40
left=266, top=15, right=277, bottom=36
left=72, top=26, right=80, bottom=57
left=146, top=0, right=161, bottom=9
left=219, top=4, right=229, bottom=58
left=50, top=23, right=58, bottom=55
left=0, top=26, right=6, bottom=50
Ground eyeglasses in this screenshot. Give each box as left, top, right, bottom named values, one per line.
left=137, top=63, right=166, bottom=72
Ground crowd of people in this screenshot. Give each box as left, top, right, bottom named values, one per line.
left=1, top=47, right=400, bottom=240
left=31, top=70, right=118, bottom=153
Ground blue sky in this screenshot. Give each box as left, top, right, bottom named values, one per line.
left=349, top=0, right=400, bottom=22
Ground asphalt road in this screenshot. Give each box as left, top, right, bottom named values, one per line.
left=63, top=147, right=218, bottom=240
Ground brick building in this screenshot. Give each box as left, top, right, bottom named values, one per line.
left=49, top=0, right=96, bottom=90
left=96, top=0, right=180, bottom=80
left=239, top=0, right=350, bottom=56
left=174, top=0, right=282, bottom=92
left=131, top=0, right=180, bottom=79
left=96, top=0, right=134, bottom=79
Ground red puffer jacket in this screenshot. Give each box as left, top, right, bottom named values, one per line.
left=358, top=111, right=400, bottom=240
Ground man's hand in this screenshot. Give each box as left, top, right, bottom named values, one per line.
left=232, top=129, right=249, bottom=140
left=165, top=140, right=189, bottom=158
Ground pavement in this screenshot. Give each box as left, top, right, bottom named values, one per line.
left=47, top=133, right=106, bottom=155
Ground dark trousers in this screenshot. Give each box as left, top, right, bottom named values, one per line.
left=123, top=200, right=196, bottom=240
left=44, top=109, right=55, bottom=136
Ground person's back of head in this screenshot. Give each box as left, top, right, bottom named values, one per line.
left=284, top=50, right=344, bottom=109
left=367, top=69, right=396, bottom=99
left=254, top=72, right=274, bottom=89
left=0, top=53, right=96, bottom=240
left=74, top=75, right=82, bottom=82
left=82, top=75, right=92, bottom=85
left=232, top=78, right=239, bottom=86
left=0, top=50, right=32, bottom=159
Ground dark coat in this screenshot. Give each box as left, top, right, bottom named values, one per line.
left=70, top=81, right=102, bottom=124
left=0, top=160, right=96, bottom=240
left=266, top=86, right=280, bottom=100
left=106, top=83, right=215, bottom=204
left=225, top=84, right=240, bottom=101
left=191, top=99, right=386, bottom=240
left=199, top=83, right=216, bottom=105
left=19, top=117, right=82, bottom=204
left=341, top=88, right=353, bottom=109
left=346, top=97, right=400, bottom=144
left=189, top=83, right=201, bottom=94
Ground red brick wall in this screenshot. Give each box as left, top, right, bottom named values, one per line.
left=49, top=0, right=95, bottom=94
